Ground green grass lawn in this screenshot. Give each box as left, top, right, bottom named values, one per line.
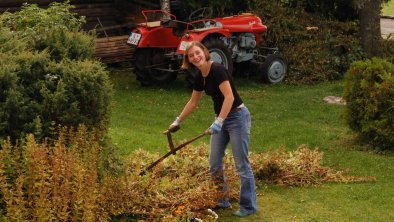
left=383, top=1, right=394, bottom=16
left=108, top=66, right=394, bottom=221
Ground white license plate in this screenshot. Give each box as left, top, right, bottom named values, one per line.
left=178, top=41, right=190, bottom=51
left=127, top=32, right=142, bottom=45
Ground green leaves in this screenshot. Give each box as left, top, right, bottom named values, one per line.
left=2, top=1, right=84, bottom=35
left=0, top=2, right=111, bottom=142
left=344, top=58, right=394, bottom=150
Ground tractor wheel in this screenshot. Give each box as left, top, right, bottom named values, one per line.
left=147, top=49, right=177, bottom=85
left=134, top=48, right=152, bottom=86
left=203, top=38, right=233, bottom=75
left=134, top=49, right=177, bottom=86
left=261, top=53, right=287, bottom=84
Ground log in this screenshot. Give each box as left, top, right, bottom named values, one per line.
left=96, top=22, right=134, bottom=32
left=94, top=35, right=135, bottom=64
left=96, top=47, right=133, bottom=53
left=95, top=46, right=132, bottom=52
left=96, top=35, right=134, bottom=42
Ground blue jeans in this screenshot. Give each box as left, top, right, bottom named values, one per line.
left=209, top=106, right=258, bottom=214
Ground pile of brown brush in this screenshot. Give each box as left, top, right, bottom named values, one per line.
left=102, top=144, right=375, bottom=220
left=250, top=144, right=376, bottom=187
left=100, top=144, right=240, bottom=221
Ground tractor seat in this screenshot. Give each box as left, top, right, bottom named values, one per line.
left=138, top=21, right=161, bottom=28
left=161, top=19, right=194, bottom=36
left=161, top=19, right=189, bottom=30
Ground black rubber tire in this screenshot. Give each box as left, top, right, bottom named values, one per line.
left=134, top=48, right=152, bottom=86
left=203, top=38, right=234, bottom=75
left=134, top=48, right=177, bottom=86
left=147, top=48, right=177, bottom=85
left=261, top=53, right=287, bottom=84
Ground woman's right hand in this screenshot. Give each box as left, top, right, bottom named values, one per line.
left=168, top=117, right=181, bottom=132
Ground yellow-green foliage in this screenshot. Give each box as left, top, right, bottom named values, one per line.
left=0, top=126, right=105, bottom=221
left=0, top=132, right=375, bottom=221
left=0, top=130, right=239, bottom=221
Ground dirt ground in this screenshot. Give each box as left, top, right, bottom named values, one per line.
left=381, top=17, right=394, bottom=38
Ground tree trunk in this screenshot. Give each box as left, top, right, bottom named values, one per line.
left=161, top=0, right=170, bottom=19
left=359, top=0, right=382, bottom=58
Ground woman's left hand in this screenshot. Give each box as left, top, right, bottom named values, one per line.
left=207, top=118, right=223, bottom=134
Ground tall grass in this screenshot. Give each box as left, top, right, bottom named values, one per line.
left=109, top=66, right=394, bottom=221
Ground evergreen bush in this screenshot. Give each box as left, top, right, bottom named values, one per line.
left=41, top=59, right=112, bottom=137
left=0, top=2, right=112, bottom=142
left=343, top=58, right=394, bottom=150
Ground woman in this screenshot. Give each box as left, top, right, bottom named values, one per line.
left=168, top=41, right=257, bottom=217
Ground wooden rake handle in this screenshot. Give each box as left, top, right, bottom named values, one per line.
left=140, top=131, right=208, bottom=175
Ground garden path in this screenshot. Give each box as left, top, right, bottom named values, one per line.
left=381, top=17, right=394, bottom=38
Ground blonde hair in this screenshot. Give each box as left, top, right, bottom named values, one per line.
left=181, top=41, right=211, bottom=69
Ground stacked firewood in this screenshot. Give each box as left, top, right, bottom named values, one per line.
left=94, top=35, right=135, bottom=64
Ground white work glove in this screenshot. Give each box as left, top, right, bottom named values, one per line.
left=168, top=117, right=181, bottom=132
left=208, top=117, right=224, bottom=134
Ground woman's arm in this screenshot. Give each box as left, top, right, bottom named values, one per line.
left=217, top=80, right=234, bottom=120
left=178, top=90, right=203, bottom=121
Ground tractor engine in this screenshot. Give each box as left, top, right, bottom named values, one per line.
left=229, top=33, right=258, bottom=63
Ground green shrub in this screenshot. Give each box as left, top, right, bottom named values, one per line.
left=0, top=49, right=50, bottom=141
left=280, top=0, right=358, bottom=21
left=0, top=2, right=112, bottom=142
left=253, top=2, right=364, bottom=84
left=343, top=58, right=394, bottom=150
left=1, top=1, right=94, bottom=61
left=0, top=46, right=112, bottom=141
left=35, top=28, right=96, bottom=62
left=41, top=59, right=112, bottom=137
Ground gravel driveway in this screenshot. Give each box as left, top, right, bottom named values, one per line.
left=381, top=17, right=394, bottom=38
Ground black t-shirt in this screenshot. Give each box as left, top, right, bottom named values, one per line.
left=193, top=62, right=243, bottom=114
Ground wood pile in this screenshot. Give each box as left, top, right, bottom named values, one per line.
left=94, top=35, right=134, bottom=64
left=0, top=0, right=160, bottom=64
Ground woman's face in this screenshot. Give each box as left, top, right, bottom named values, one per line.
left=187, top=45, right=206, bottom=68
